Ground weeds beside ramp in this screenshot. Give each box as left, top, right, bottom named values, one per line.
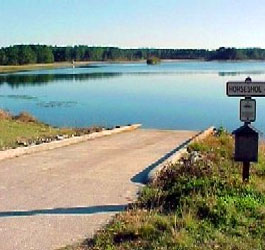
left=0, top=128, right=197, bottom=250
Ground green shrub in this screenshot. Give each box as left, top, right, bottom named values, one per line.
left=146, top=57, right=161, bottom=65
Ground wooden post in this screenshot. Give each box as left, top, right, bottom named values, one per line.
left=243, top=161, right=250, bottom=182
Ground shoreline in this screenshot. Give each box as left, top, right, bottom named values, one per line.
left=0, top=124, right=141, bottom=161
left=1, top=59, right=265, bottom=74
left=0, top=61, right=92, bottom=74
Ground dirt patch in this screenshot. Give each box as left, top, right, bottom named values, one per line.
left=0, top=110, right=12, bottom=120
left=14, top=112, right=38, bottom=123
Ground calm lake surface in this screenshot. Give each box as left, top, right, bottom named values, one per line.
left=1, top=61, right=265, bottom=132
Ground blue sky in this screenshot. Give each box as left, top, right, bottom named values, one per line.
left=1, top=0, right=265, bottom=49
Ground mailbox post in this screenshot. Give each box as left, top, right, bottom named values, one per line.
left=226, top=77, right=263, bottom=182
left=233, top=125, right=259, bottom=181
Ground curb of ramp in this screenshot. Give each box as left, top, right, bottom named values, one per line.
left=147, top=126, right=215, bottom=183
left=0, top=124, right=142, bottom=161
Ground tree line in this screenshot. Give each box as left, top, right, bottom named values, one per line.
left=1, top=45, right=265, bottom=65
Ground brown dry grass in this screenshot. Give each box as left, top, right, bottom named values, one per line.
left=0, top=110, right=12, bottom=120
left=14, top=112, right=38, bottom=123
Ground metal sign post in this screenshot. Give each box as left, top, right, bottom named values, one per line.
left=226, top=77, right=262, bottom=182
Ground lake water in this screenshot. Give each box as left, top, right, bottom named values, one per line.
left=1, top=61, right=265, bottom=132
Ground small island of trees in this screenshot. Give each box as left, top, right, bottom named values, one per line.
left=146, top=57, right=161, bottom=65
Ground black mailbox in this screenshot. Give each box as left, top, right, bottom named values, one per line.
left=233, top=125, right=259, bottom=162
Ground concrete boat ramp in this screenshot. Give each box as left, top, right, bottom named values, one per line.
left=0, top=127, right=198, bottom=250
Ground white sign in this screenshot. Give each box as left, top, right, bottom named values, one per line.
left=227, top=81, right=265, bottom=97
left=240, top=99, right=256, bottom=122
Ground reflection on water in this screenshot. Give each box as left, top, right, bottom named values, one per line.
left=3, top=70, right=265, bottom=88
left=0, top=72, right=121, bottom=87
left=1, top=61, right=265, bottom=131
left=76, top=65, right=103, bottom=69
left=218, top=71, right=265, bottom=76
left=0, top=94, right=38, bottom=100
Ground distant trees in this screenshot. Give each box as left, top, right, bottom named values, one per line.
left=210, top=47, right=238, bottom=60
left=34, top=46, right=54, bottom=63
left=5, top=46, right=19, bottom=65
left=87, top=47, right=105, bottom=61
left=1, top=45, right=265, bottom=65
left=0, top=45, right=54, bottom=65
left=209, top=47, right=265, bottom=60
left=0, top=50, right=7, bottom=65
left=18, top=46, right=37, bottom=64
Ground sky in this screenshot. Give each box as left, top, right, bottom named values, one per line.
left=1, top=0, right=265, bottom=49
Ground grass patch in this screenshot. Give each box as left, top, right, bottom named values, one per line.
left=0, top=119, right=71, bottom=150
left=0, top=110, right=102, bottom=150
left=61, top=129, right=265, bottom=250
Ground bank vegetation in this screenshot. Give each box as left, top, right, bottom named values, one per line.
left=61, top=129, right=265, bottom=250
left=0, top=110, right=102, bottom=150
